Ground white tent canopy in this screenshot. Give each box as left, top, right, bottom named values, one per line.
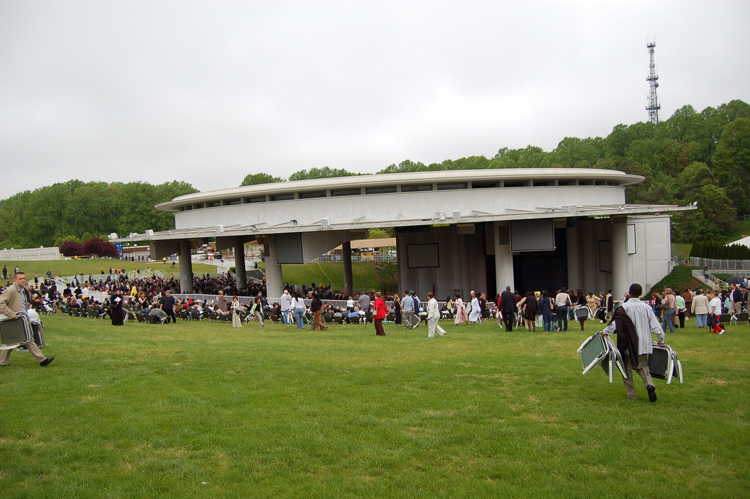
left=728, top=235, right=750, bottom=248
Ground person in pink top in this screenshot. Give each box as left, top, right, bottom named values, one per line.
left=454, top=293, right=468, bottom=325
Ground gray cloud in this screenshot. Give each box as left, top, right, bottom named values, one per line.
left=1, top=0, right=748, bottom=196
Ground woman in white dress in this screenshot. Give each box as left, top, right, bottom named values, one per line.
left=469, top=291, right=482, bottom=325
left=231, top=295, right=242, bottom=328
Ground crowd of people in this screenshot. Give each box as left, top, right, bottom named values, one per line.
left=650, top=282, right=749, bottom=334
left=4, top=265, right=749, bottom=340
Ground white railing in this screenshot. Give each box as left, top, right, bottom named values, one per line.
left=692, top=270, right=724, bottom=289
left=690, top=257, right=750, bottom=270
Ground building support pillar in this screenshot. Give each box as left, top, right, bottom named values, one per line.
left=264, top=235, right=283, bottom=302
left=234, top=237, right=247, bottom=290
left=612, top=216, right=629, bottom=299
left=566, top=223, right=580, bottom=291
left=179, top=239, right=194, bottom=293
left=342, top=241, right=353, bottom=297
left=494, top=223, right=514, bottom=294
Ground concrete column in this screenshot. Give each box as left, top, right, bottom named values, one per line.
left=451, top=226, right=462, bottom=297
left=612, top=216, right=629, bottom=299
left=264, top=235, right=283, bottom=302
left=461, top=235, right=472, bottom=298
left=234, top=236, right=247, bottom=290
left=396, top=232, right=417, bottom=296
left=342, top=240, right=353, bottom=297
left=566, top=223, right=580, bottom=291
left=179, top=239, right=194, bottom=293
left=494, top=223, right=514, bottom=294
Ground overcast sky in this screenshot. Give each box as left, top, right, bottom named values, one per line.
left=2, top=0, right=749, bottom=198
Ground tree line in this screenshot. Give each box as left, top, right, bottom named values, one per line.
left=242, top=99, right=750, bottom=243
left=0, top=180, right=197, bottom=249
left=3, top=100, right=748, bottom=250
left=690, top=239, right=750, bottom=260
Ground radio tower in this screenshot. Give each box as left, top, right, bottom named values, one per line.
left=646, top=42, right=660, bottom=124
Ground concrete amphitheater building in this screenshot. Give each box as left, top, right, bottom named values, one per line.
left=128, top=168, right=692, bottom=301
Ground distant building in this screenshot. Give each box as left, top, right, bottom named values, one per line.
left=0, top=246, right=61, bottom=261
left=121, top=245, right=151, bottom=261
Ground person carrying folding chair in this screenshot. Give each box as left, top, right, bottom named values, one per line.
left=0, top=271, right=55, bottom=368
left=601, top=283, right=665, bottom=402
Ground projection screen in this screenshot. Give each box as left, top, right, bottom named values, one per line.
left=509, top=219, right=555, bottom=252
left=406, top=243, right=440, bottom=268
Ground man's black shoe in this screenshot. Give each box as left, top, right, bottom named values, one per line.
left=40, top=357, right=55, bottom=367
left=647, top=385, right=657, bottom=402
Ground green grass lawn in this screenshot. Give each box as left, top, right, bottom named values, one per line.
left=672, top=243, right=692, bottom=261
left=273, top=262, right=380, bottom=291
left=1, top=314, right=747, bottom=498
left=727, top=219, right=750, bottom=243
left=0, top=259, right=217, bottom=281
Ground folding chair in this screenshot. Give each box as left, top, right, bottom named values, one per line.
left=649, top=342, right=684, bottom=384
left=730, top=312, right=748, bottom=325
left=574, top=306, right=589, bottom=321
left=0, top=313, right=33, bottom=354
left=577, top=332, right=627, bottom=383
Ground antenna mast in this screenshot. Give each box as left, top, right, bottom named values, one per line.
left=646, top=42, right=660, bottom=124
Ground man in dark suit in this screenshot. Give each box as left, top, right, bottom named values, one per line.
left=499, top=286, right=516, bottom=332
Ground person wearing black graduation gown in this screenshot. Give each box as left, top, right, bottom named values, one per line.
left=111, top=289, right=125, bottom=326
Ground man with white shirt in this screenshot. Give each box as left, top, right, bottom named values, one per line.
left=280, top=289, right=293, bottom=325
left=708, top=290, right=723, bottom=334
left=602, top=283, right=664, bottom=402
left=426, top=292, right=445, bottom=338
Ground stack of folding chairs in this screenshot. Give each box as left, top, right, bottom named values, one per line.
left=577, top=333, right=684, bottom=384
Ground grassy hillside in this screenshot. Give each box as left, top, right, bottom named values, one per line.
left=646, top=265, right=712, bottom=296
left=727, top=219, right=750, bottom=243
left=261, top=262, right=380, bottom=291
left=1, top=259, right=381, bottom=292
left=0, top=259, right=217, bottom=281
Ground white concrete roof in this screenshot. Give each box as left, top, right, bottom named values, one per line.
left=155, top=168, right=644, bottom=212
left=115, top=168, right=696, bottom=243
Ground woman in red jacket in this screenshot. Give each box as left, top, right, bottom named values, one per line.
left=373, top=292, right=387, bottom=336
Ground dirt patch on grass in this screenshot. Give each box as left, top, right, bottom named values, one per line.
left=526, top=413, right=559, bottom=423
